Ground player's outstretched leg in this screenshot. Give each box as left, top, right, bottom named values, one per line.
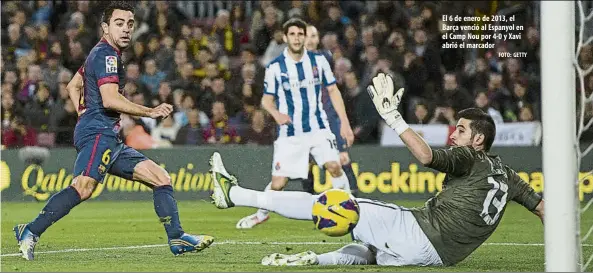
left=261, top=242, right=375, bottom=266
left=209, top=152, right=315, bottom=220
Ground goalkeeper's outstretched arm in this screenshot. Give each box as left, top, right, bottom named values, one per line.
left=398, top=128, right=434, bottom=166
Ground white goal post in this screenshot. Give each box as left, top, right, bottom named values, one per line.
left=541, top=1, right=580, bottom=272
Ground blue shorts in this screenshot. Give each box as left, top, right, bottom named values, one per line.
left=73, top=134, right=148, bottom=182
left=328, top=117, right=347, bottom=153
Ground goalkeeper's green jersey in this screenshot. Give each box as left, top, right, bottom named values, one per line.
left=410, top=146, right=542, bottom=266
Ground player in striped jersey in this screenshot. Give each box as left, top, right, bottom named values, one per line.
left=235, top=18, right=354, bottom=229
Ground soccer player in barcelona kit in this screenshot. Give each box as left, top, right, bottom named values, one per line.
left=235, top=18, right=355, bottom=229
left=209, top=73, right=545, bottom=266
left=13, top=2, right=213, bottom=261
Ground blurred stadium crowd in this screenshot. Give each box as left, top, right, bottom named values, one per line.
left=2, top=1, right=592, bottom=149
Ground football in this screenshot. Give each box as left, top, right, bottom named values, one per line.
left=311, top=189, right=360, bottom=237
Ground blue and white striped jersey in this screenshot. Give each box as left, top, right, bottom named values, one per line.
left=264, top=48, right=337, bottom=138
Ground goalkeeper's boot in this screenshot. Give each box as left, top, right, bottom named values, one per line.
left=169, top=233, right=214, bottom=256
left=209, top=152, right=238, bottom=209
left=261, top=251, right=319, bottom=266
left=236, top=213, right=270, bottom=229
left=14, top=224, right=39, bottom=261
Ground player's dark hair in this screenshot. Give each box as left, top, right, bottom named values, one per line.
left=101, top=1, right=135, bottom=24
left=283, top=18, right=307, bottom=36
left=457, top=108, right=496, bottom=151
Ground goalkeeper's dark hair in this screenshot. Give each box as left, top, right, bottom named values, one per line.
left=283, top=18, right=308, bottom=36
left=101, top=1, right=135, bottom=24
left=457, top=108, right=496, bottom=152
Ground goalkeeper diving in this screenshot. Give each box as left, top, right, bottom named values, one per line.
left=208, top=73, right=545, bottom=266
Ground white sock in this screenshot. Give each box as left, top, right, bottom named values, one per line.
left=229, top=186, right=315, bottom=220
left=228, top=185, right=259, bottom=208
left=331, top=171, right=350, bottom=191
left=256, top=182, right=272, bottom=220
left=316, top=243, right=375, bottom=265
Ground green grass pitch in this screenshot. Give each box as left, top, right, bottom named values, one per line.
left=2, top=200, right=592, bottom=272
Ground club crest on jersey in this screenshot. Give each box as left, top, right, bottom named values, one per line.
left=106, top=56, right=117, bottom=73
left=312, top=66, right=318, bottom=77
left=275, top=162, right=281, bottom=170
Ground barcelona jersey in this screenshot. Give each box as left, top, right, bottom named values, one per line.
left=74, top=38, right=126, bottom=144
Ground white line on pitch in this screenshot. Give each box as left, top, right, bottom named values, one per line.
left=2, top=241, right=592, bottom=257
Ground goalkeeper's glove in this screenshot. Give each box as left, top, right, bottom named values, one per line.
left=367, top=73, right=410, bottom=135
